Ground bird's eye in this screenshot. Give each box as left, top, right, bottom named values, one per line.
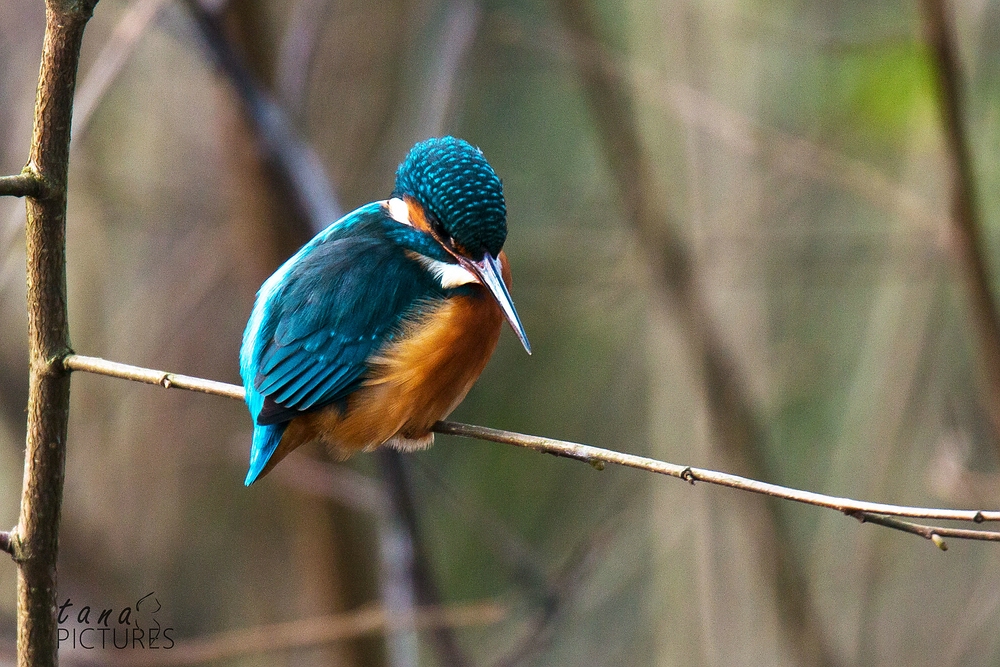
left=428, top=215, right=448, bottom=240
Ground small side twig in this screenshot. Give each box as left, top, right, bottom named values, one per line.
left=59, top=352, right=1000, bottom=544
left=849, top=511, right=1000, bottom=551
left=0, top=530, right=13, bottom=557
left=0, top=173, right=43, bottom=199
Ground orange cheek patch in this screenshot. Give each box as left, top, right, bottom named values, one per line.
left=403, top=195, right=433, bottom=233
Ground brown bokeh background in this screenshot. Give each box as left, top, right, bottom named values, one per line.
left=2, top=0, right=1000, bottom=665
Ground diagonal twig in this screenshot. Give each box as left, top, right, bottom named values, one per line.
left=181, top=0, right=342, bottom=231
left=58, top=353, right=1000, bottom=535
left=848, top=511, right=1000, bottom=551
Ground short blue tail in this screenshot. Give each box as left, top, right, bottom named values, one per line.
left=245, top=422, right=288, bottom=486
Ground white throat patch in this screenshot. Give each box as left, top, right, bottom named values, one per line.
left=417, top=255, right=478, bottom=289
left=387, top=198, right=479, bottom=289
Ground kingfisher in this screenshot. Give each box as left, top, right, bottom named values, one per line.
left=240, top=137, right=531, bottom=486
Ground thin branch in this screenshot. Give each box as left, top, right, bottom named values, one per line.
left=15, top=4, right=99, bottom=667
left=104, top=602, right=505, bottom=667
left=63, top=353, right=243, bottom=399
left=60, top=353, right=1000, bottom=535
left=847, top=511, right=1000, bottom=551
left=852, top=512, right=948, bottom=550
left=432, top=422, right=1000, bottom=524
left=921, top=0, right=1000, bottom=450
left=0, top=173, right=43, bottom=199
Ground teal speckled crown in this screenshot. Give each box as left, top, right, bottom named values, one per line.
left=393, top=137, right=507, bottom=259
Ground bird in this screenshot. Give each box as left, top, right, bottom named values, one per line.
left=240, top=136, right=531, bottom=486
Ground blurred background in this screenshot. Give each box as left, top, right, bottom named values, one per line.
left=2, top=0, right=1000, bottom=664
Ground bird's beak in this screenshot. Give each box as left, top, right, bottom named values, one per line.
left=465, top=253, right=531, bottom=354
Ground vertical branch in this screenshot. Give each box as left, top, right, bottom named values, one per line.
left=15, top=2, right=98, bottom=667
left=921, top=0, right=1000, bottom=449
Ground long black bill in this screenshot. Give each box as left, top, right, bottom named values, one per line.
left=466, top=253, right=531, bottom=354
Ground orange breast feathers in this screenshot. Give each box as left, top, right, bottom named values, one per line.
left=278, top=251, right=513, bottom=462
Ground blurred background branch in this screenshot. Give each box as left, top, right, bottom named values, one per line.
left=552, top=1, right=835, bottom=664
left=920, top=0, right=1000, bottom=454
left=99, top=601, right=505, bottom=667
left=182, top=0, right=343, bottom=230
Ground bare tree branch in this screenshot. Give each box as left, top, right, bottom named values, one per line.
left=16, top=3, right=100, bottom=667
left=848, top=511, right=1000, bottom=551
left=921, top=0, right=1000, bottom=451
left=60, top=353, right=1000, bottom=537
left=64, top=353, right=243, bottom=399
left=0, top=173, right=44, bottom=199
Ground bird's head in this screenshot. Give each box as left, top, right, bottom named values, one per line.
left=391, top=137, right=530, bottom=354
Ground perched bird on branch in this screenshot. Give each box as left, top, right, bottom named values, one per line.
left=240, top=137, right=531, bottom=485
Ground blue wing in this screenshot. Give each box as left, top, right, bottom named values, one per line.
left=240, top=202, right=442, bottom=484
